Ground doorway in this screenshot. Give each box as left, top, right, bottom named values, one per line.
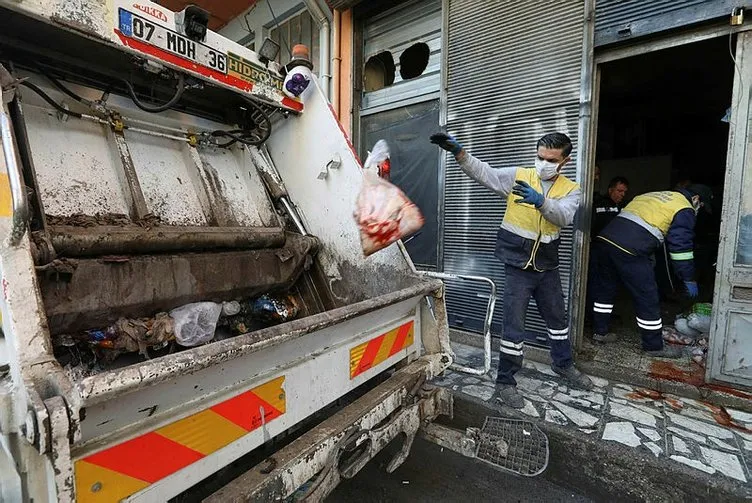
left=584, top=36, right=734, bottom=379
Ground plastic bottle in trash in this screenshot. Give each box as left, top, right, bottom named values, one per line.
left=81, top=325, right=118, bottom=346
left=251, top=294, right=299, bottom=324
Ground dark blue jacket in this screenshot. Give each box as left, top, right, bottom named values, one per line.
left=597, top=189, right=696, bottom=281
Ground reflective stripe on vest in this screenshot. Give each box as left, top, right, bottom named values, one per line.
left=620, top=191, right=692, bottom=238
left=501, top=167, right=578, bottom=244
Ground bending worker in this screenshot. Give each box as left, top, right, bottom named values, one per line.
left=590, top=188, right=707, bottom=356
left=430, top=132, right=593, bottom=409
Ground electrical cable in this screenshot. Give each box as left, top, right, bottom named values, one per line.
left=120, top=72, right=186, bottom=113
left=19, top=80, right=83, bottom=119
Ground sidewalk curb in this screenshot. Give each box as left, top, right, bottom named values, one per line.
left=445, top=392, right=752, bottom=503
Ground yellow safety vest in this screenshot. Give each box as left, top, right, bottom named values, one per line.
left=501, top=167, right=579, bottom=243
left=623, top=191, right=692, bottom=235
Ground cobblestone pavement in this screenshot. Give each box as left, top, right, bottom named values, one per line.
left=433, top=342, right=752, bottom=486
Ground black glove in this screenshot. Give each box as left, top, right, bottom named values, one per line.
left=429, top=133, right=463, bottom=155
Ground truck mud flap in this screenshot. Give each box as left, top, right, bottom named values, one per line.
left=203, top=356, right=452, bottom=503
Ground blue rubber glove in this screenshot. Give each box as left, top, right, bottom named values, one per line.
left=512, top=180, right=545, bottom=208
left=684, top=281, right=699, bottom=299
left=429, top=133, right=463, bottom=155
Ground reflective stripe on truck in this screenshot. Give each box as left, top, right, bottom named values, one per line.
left=74, top=376, right=286, bottom=502
left=350, top=320, right=415, bottom=379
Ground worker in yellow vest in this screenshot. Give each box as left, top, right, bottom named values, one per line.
left=591, top=189, right=707, bottom=356
left=430, top=132, right=593, bottom=409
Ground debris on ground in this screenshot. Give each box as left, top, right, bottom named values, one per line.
left=662, top=302, right=712, bottom=365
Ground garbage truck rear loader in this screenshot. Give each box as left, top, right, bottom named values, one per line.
left=0, top=2, right=456, bottom=500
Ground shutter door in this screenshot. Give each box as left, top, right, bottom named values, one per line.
left=595, top=0, right=748, bottom=47
left=361, top=0, right=442, bottom=113
left=443, top=0, right=585, bottom=345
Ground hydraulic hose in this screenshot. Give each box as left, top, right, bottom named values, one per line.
left=211, top=129, right=264, bottom=147
left=120, top=72, right=185, bottom=113
left=19, top=81, right=83, bottom=119
left=40, top=69, right=91, bottom=105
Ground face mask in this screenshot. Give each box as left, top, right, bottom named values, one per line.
left=535, top=158, right=560, bottom=180
left=692, top=197, right=703, bottom=215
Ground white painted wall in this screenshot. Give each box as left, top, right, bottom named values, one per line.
left=220, top=0, right=307, bottom=49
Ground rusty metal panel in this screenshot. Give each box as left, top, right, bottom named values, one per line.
left=594, top=0, right=749, bottom=47
left=21, top=101, right=132, bottom=218
left=196, top=147, right=279, bottom=227
left=45, top=225, right=286, bottom=257
left=40, top=234, right=319, bottom=334
left=17, top=71, right=279, bottom=228
left=125, top=130, right=209, bottom=226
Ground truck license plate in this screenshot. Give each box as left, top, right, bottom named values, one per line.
left=118, top=8, right=227, bottom=74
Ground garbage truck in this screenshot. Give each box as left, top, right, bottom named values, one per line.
left=0, top=1, right=475, bottom=501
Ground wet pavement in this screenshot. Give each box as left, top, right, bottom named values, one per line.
left=434, top=342, right=752, bottom=487
left=330, top=437, right=591, bottom=502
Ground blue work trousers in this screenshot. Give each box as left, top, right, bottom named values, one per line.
left=497, top=264, right=573, bottom=385
left=591, top=241, right=664, bottom=351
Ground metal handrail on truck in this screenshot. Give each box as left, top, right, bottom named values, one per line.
left=419, top=271, right=497, bottom=376
left=0, top=87, right=28, bottom=246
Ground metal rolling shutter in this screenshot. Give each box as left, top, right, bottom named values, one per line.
left=595, top=0, right=745, bottom=47
left=361, top=0, right=442, bottom=113
left=442, top=0, right=584, bottom=344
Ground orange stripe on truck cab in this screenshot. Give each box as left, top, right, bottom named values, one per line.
left=350, top=321, right=415, bottom=379
left=75, top=375, right=285, bottom=502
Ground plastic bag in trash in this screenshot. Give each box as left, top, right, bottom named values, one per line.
left=674, top=317, right=701, bottom=338
left=687, top=312, right=711, bottom=333
left=170, top=302, right=222, bottom=347
left=75, top=313, right=175, bottom=356
left=354, top=140, right=424, bottom=256
left=222, top=301, right=241, bottom=317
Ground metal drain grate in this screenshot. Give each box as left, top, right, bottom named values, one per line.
left=475, top=416, right=549, bottom=476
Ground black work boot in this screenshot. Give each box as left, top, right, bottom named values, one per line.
left=495, top=384, right=525, bottom=409
left=645, top=346, right=683, bottom=359
left=551, top=365, right=594, bottom=390
left=593, top=333, right=618, bottom=344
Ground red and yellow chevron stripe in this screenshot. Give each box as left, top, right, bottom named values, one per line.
left=75, top=376, right=286, bottom=502
left=0, top=173, right=12, bottom=217
left=350, top=321, right=415, bottom=379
